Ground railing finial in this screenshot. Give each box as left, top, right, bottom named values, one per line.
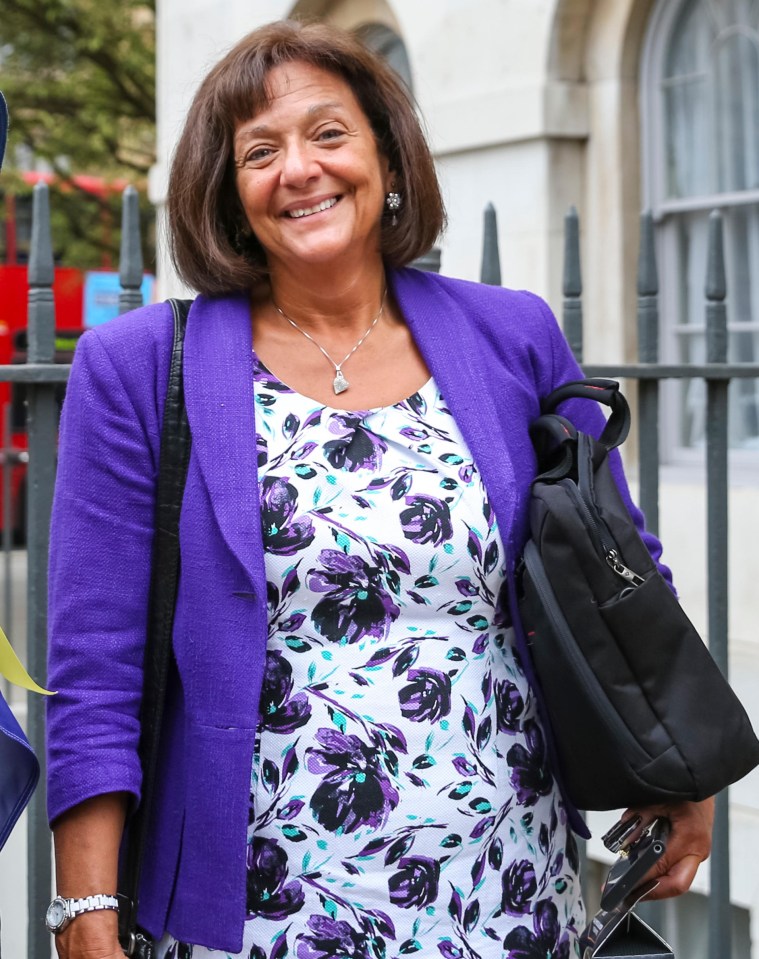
left=562, top=206, right=583, bottom=363
left=28, top=183, right=55, bottom=364
left=705, top=211, right=727, bottom=364
left=637, top=210, right=659, bottom=364
left=118, top=185, right=144, bottom=315
left=28, top=183, right=54, bottom=290
left=480, top=202, right=501, bottom=286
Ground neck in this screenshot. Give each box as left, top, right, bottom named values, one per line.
left=267, top=258, right=388, bottom=333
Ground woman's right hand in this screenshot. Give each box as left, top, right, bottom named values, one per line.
left=54, top=909, right=123, bottom=959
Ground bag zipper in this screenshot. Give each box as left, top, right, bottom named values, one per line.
left=558, top=479, right=644, bottom=589
left=522, top=540, right=651, bottom=763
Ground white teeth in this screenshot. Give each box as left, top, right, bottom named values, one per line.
left=286, top=197, right=338, bottom=218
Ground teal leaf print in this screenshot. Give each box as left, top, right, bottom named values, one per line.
left=447, top=601, right=473, bottom=616
left=483, top=540, right=499, bottom=574
left=294, top=464, right=317, bottom=479
left=412, top=754, right=436, bottom=769
left=285, top=636, right=311, bottom=652
left=281, top=825, right=308, bottom=842
left=445, top=647, right=466, bottom=661
left=414, top=575, right=438, bottom=589
left=327, top=706, right=347, bottom=732
left=440, top=834, right=462, bottom=848
left=448, top=782, right=472, bottom=800
left=400, top=939, right=422, bottom=953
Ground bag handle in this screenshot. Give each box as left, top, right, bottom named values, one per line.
left=540, top=377, right=630, bottom=452
left=528, top=414, right=578, bottom=480
left=118, top=298, right=193, bottom=959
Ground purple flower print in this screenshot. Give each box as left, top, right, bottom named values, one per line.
left=297, top=916, right=374, bottom=959
left=323, top=413, right=387, bottom=472
left=260, top=476, right=315, bottom=556
left=306, top=728, right=400, bottom=834
left=407, top=391, right=427, bottom=416
left=437, top=942, right=464, bottom=959
left=506, top=721, right=553, bottom=807
left=246, top=837, right=304, bottom=920
left=256, top=433, right=268, bottom=468
left=307, top=549, right=400, bottom=644
left=503, top=899, right=571, bottom=959
left=495, top=679, right=525, bottom=734
left=500, top=860, right=537, bottom=916
left=566, top=829, right=580, bottom=874
left=252, top=359, right=295, bottom=393
left=400, top=495, right=453, bottom=546
left=388, top=856, right=441, bottom=909
left=398, top=668, right=452, bottom=724
left=259, top=650, right=311, bottom=734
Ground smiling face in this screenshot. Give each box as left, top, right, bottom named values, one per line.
left=233, top=60, right=393, bottom=276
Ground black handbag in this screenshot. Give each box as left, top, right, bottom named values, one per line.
left=117, top=298, right=192, bottom=958
left=517, top=378, right=759, bottom=811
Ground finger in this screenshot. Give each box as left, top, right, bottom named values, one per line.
left=644, top=854, right=702, bottom=900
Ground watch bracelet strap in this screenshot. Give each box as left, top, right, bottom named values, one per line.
left=69, top=894, right=120, bottom=917
left=117, top=298, right=192, bottom=955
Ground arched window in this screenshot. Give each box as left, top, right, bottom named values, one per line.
left=355, top=23, right=413, bottom=91
left=642, top=0, right=759, bottom=455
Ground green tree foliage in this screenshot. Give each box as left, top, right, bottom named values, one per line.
left=1, top=0, right=155, bottom=269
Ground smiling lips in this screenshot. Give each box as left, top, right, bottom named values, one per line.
left=284, top=196, right=340, bottom=219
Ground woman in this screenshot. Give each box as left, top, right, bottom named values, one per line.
left=46, top=20, right=713, bottom=959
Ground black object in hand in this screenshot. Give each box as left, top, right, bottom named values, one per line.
left=599, top=818, right=670, bottom=911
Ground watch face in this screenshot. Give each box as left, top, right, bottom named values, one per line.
left=45, top=899, right=67, bottom=932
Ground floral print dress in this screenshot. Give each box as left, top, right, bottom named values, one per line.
left=160, top=357, right=583, bottom=959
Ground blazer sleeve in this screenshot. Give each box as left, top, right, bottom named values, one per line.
left=526, top=291, right=674, bottom=589
left=46, top=328, right=160, bottom=824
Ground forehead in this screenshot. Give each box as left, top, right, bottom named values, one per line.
left=240, top=60, right=369, bottom=129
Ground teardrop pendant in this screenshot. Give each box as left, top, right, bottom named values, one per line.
left=333, top=369, right=349, bottom=395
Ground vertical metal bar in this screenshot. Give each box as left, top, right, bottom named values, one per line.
left=25, top=182, right=57, bottom=959
left=480, top=203, right=502, bottom=286
left=561, top=204, right=587, bottom=890
left=563, top=207, right=583, bottom=364
left=636, top=210, right=660, bottom=536
left=704, top=210, right=731, bottom=959
left=3, top=403, right=13, bottom=701
left=633, top=212, right=663, bottom=937
left=118, top=186, right=144, bottom=315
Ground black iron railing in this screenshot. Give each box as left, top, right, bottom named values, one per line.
left=4, top=186, right=757, bottom=957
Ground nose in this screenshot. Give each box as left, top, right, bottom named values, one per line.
left=279, top=141, right=319, bottom=187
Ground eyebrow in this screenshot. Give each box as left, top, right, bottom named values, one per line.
left=235, top=102, right=349, bottom=145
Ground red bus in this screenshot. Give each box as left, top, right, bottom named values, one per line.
left=0, top=267, right=85, bottom=540
left=0, top=171, right=116, bottom=539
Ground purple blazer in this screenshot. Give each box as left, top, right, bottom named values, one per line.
left=47, top=268, right=667, bottom=952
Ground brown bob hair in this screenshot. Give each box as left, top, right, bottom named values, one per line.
left=167, top=20, right=446, bottom=296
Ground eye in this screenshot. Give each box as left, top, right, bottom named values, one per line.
left=316, top=127, right=346, bottom=143
left=238, top=146, right=275, bottom=167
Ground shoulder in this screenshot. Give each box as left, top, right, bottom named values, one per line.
left=78, top=300, right=175, bottom=365
left=390, top=267, right=558, bottom=341
left=390, top=268, right=570, bottom=395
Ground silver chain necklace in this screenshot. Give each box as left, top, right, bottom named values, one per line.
left=271, top=290, right=387, bottom=395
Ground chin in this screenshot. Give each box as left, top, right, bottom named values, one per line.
left=282, top=238, right=377, bottom=270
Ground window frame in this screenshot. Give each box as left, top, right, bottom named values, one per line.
left=640, top=0, right=759, bottom=468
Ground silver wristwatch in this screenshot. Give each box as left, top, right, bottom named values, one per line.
left=45, top=893, right=120, bottom=934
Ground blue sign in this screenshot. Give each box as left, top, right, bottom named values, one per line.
left=84, top=271, right=155, bottom=327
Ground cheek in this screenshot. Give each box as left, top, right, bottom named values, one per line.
left=236, top=174, right=269, bottom=215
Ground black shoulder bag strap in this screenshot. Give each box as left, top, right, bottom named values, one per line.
left=118, top=298, right=193, bottom=959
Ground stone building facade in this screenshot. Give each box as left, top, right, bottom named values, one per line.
left=148, top=1, right=759, bottom=955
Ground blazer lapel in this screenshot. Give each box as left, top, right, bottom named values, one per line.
left=390, top=269, right=520, bottom=566
left=183, top=277, right=522, bottom=580
left=183, top=294, right=266, bottom=586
